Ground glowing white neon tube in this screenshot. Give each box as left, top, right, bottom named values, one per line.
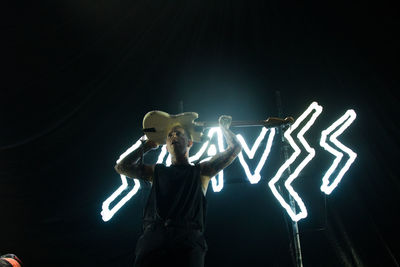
left=189, top=127, right=226, bottom=192
left=157, top=145, right=168, bottom=164
left=237, top=128, right=275, bottom=184
left=101, top=137, right=145, bottom=222
left=207, top=144, right=217, bottom=156
left=268, top=102, right=323, bottom=221
left=320, top=109, right=357, bottom=195
left=208, top=128, right=226, bottom=192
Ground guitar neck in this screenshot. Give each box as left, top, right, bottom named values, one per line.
left=195, top=117, right=294, bottom=129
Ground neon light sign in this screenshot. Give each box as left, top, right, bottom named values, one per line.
left=101, top=103, right=357, bottom=222
left=237, top=128, right=275, bottom=184
left=101, top=138, right=144, bottom=222
left=320, top=109, right=357, bottom=195
left=268, top=102, right=323, bottom=221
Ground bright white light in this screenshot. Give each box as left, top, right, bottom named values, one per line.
left=320, top=109, right=357, bottom=195
left=189, top=139, right=210, bottom=162
left=157, top=145, right=168, bottom=164
left=203, top=128, right=225, bottom=192
left=101, top=137, right=145, bottom=222
left=207, top=144, right=217, bottom=156
left=237, top=128, right=276, bottom=184
left=101, top=179, right=141, bottom=222
left=268, top=102, right=323, bottom=222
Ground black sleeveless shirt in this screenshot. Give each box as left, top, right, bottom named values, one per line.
left=142, top=164, right=207, bottom=232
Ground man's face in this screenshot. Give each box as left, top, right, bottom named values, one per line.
left=166, top=126, right=192, bottom=155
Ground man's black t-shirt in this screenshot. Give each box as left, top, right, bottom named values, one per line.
left=143, top=163, right=207, bottom=231
left=134, top=163, right=208, bottom=267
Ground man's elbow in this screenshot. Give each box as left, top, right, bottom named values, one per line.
left=235, top=143, right=242, bottom=154
left=114, top=163, right=124, bottom=175
left=114, top=163, right=138, bottom=179
left=231, top=144, right=242, bottom=158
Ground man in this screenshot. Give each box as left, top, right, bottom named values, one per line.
left=115, top=115, right=242, bottom=267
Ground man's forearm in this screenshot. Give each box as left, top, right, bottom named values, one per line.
left=115, top=142, right=153, bottom=170
left=200, top=127, right=242, bottom=178
left=221, top=127, right=242, bottom=155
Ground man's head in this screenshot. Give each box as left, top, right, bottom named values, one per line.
left=166, top=125, right=193, bottom=157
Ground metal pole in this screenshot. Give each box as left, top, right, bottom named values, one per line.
left=275, top=91, right=303, bottom=267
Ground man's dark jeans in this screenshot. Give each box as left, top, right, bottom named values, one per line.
left=134, top=223, right=207, bottom=267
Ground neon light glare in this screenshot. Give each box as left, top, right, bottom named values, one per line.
left=268, top=102, right=323, bottom=222
left=320, top=110, right=357, bottom=195
left=237, top=128, right=275, bottom=184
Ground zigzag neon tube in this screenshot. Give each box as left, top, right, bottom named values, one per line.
left=237, top=128, right=275, bottom=184
left=101, top=137, right=145, bottom=222
left=268, top=102, right=323, bottom=221
left=204, top=128, right=225, bottom=192
left=320, top=109, right=357, bottom=195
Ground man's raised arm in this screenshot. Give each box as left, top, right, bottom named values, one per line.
left=114, top=140, right=158, bottom=182
left=200, top=115, right=242, bottom=179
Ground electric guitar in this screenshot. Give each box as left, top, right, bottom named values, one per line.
left=142, top=111, right=294, bottom=144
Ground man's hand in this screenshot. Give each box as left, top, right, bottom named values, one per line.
left=219, top=115, right=232, bottom=129
left=144, top=139, right=159, bottom=150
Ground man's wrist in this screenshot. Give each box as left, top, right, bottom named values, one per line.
left=143, top=140, right=158, bottom=151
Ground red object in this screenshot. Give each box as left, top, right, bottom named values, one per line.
left=0, top=254, right=22, bottom=267
left=1, top=258, right=21, bottom=267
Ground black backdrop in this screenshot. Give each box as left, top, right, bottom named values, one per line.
left=1, top=0, right=399, bottom=266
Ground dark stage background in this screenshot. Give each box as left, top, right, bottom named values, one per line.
left=1, top=0, right=399, bottom=266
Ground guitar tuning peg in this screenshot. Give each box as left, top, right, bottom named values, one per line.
left=285, top=117, right=295, bottom=124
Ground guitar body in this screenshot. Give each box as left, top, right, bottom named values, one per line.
left=142, top=111, right=203, bottom=144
